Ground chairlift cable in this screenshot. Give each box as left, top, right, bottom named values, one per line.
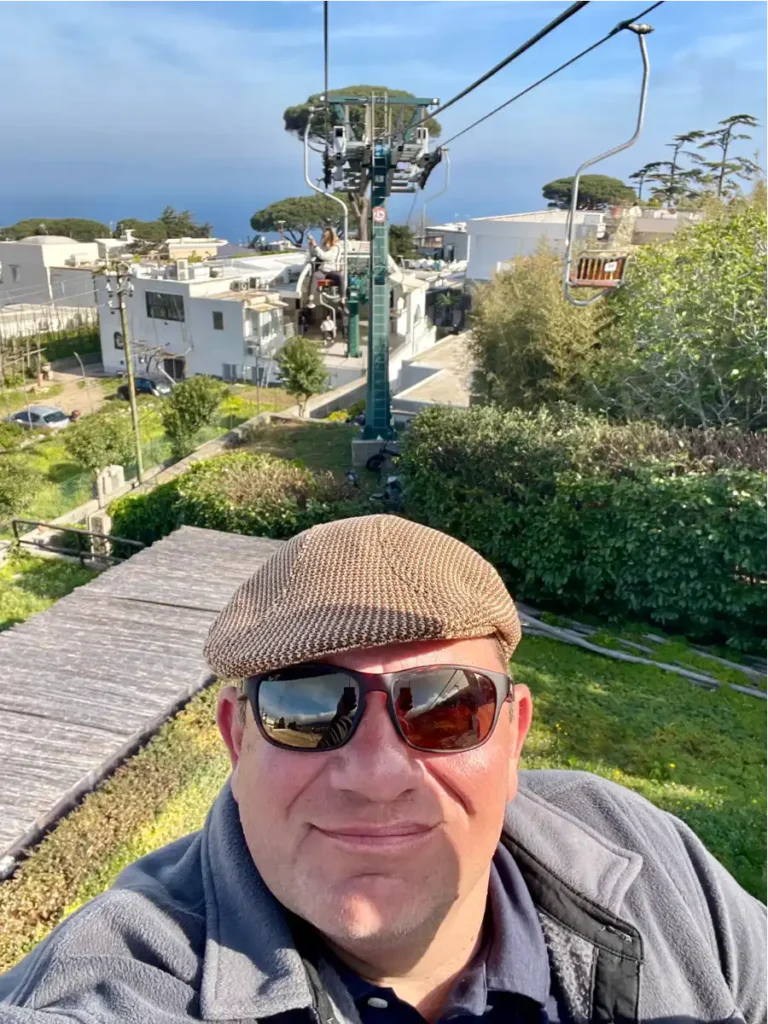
left=392, top=1, right=590, bottom=140
left=323, top=1, right=331, bottom=187
left=442, top=1, right=664, bottom=147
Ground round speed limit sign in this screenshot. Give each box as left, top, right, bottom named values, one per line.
left=372, top=206, right=387, bottom=224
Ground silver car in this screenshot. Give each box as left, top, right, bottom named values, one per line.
left=7, top=405, right=72, bottom=431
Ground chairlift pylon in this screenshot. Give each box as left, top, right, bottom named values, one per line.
left=562, top=22, right=653, bottom=307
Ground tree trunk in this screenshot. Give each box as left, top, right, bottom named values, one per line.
left=717, top=128, right=732, bottom=198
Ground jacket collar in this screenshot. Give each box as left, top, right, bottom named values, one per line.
left=504, top=775, right=643, bottom=914
left=198, top=780, right=315, bottom=1021
left=198, top=776, right=643, bottom=1021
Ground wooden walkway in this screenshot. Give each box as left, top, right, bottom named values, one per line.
left=0, top=526, right=284, bottom=875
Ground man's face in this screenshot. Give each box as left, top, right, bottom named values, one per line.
left=218, top=637, right=531, bottom=955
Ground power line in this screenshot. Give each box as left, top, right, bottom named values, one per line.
left=442, top=1, right=664, bottom=147
left=394, top=0, right=590, bottom=139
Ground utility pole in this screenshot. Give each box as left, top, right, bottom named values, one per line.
left=107, top=264, right=143, bottom=482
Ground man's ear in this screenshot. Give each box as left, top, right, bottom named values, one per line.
left=507, top=683, right=532, bottom=803
left=217, top=685, right=246, bottom=774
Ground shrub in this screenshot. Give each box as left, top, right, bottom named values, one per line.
left=64, top=407, right=137, bottom=474
left=161, top=376, right=228, bottom=458
left=276, top=336, right=329, bottom=416
left=595, top=196, right=767, bottom=430
left=326, top=409, right=349, bottom=422
left=42, top=328, right=100, bottom=363
left=468, top=241, right=604, bottom=410
left=0, top=422, right=26, bottom=451
left=108, top=481, right=182, bottom=549
left=0, top=456, right=44, bottom=521
left=399, top=407, right=766, bottom=650
left=110, top=451, right=363, bottom=546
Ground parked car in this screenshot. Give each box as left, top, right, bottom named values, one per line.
left=116, top=374, right=174, bottom=400
left=6, top=405, right=72, bottom=431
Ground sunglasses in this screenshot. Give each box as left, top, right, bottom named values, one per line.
left=241, top=662, right=513, bottom=754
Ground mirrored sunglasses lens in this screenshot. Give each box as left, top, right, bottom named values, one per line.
left=257, top=673, right=359, bottom=750
left=393, top=669, right=498, bottom=751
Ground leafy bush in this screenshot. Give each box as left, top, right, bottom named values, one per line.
left=42, top=328, right=100, bottom=363
left=64, top=408, right=137, bottom=474
left=326, top=409, right=349, bottom=422
left=0, top=456, right=44, bottom=521
left=595, top=196, right=767, bottom=430
left=399, top=407, right=766, bottom=650
left=276, top=336, right=329, bottom=416
left=469, top=242, right=604, bottom=410
left=161, top=376, right=228, bottom=458
left=0, top=422, right=26, bottom=451
left=110, top=451, right=362, bottom=545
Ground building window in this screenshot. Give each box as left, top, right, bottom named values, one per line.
left=10, top=265, right=20, bottom=284
left=222, top=363, right=240, bottom=382
left=212, top=310, right=224, bottom=331
left=113, top=331, right=124, bottom=350
left=146, top=291, right=185, bottom=322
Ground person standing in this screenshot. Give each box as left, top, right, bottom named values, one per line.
left=297, top=307, right=311, bottom=336
left=320, top=312, right=337, bottom=346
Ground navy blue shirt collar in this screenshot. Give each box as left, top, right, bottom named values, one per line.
left=326, top=841, right=551, bottom=1018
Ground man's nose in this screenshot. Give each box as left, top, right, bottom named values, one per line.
left=326, top=692, right=422, bottom=801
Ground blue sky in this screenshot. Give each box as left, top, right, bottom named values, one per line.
left=0, top=1, right=765, bottom=241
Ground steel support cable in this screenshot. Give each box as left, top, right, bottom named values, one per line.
left=323, top=1, right=330, bottom=186
left=391, top=0, right=590, bottom=140
left=442, top=0, right=664, bottom=147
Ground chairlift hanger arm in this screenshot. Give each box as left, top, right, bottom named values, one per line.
left=303, top=108, right=348, bottom=294
left=563, top=23, right=653, bottom=307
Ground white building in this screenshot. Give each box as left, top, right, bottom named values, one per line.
left=0, top=235, right=99, bottom=307
left=466, top=210, right=605, bottom=281
left=420, top=222, right=470, bottom=262
left=466, top=207, right=703, bottom=281
left=95, top=245, right=438, bottom=389
left=96, top=258, right=292, bottom=385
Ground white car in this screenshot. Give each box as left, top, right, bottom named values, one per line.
left=7, top=405, right=72, bottom=431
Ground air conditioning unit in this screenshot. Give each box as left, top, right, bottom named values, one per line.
left=249, top=277, right=263, bottom=290
left=176, top=259, right=189, bottom=282
left=210, top=268, right=221, bottom=278
left=245, top=343, right=258, bottom=356
left=230, top=280, right=244, bottom=292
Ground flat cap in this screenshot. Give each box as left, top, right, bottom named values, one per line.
left=204, top=514, right=521, bottom=678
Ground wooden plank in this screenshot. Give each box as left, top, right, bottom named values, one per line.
left=0, top=527, right=286, bottom=869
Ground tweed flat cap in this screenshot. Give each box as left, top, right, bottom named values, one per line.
left=204, top=514, right=521, bottom=678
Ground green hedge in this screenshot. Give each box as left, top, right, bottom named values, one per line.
left=42, top=328, right=101, bottom=363
left=109, top=451, right=364, bottom=547
left=399, top=407, right=766, bottom=651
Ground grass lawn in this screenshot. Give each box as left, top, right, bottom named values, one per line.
left=241, top=420, right=359, bottom=476
left=1, top=635, right=763, bottom=972
left=0, top=553, right=99, bottom=632
left=8, top=388, right=298, bottom=526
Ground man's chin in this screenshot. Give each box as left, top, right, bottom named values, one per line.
left=304, top=877, right=445, bottom=945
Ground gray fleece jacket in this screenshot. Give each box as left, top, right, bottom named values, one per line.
left=0, top=770, right=765, bottom=1023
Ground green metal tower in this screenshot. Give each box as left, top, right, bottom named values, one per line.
left=307, top=93, right=443, bottom=440
left=364, top=140, right=394, bottom=440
